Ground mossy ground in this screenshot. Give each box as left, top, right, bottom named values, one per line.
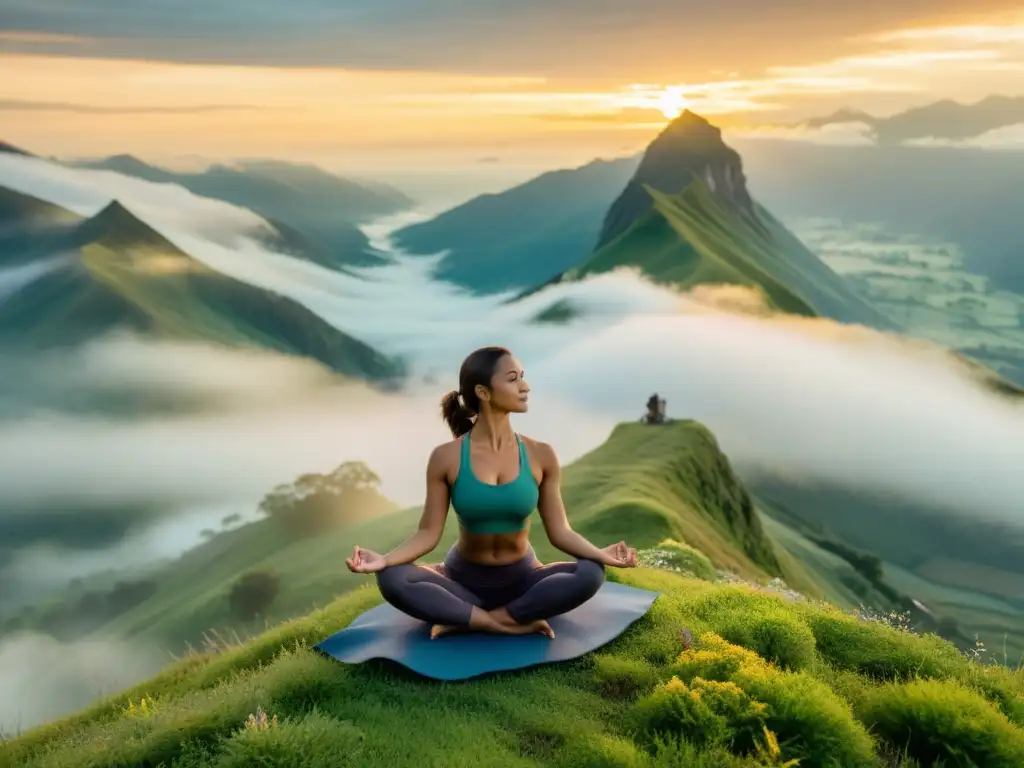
left=6, top=566, right=1023, bottom=768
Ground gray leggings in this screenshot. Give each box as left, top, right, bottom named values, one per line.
left=375, top=546, right=605, bottom=627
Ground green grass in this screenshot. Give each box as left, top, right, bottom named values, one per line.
left=6, top=568, right=1024, bottom=768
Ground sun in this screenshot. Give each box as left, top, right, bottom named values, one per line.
left=657, top=87, right=690, bottom=119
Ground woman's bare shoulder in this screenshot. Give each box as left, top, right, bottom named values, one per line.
left=427, top=437, right=462, bottom=475
left=518, top=434, right=558, bottom=466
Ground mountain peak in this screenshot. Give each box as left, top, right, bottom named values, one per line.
left=665, top=109, right=716, bottom=130
left=595, top=113, right=756, bottom=249
left=78, top=199, right=180, bottom=252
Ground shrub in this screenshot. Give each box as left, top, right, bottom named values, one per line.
left=633, top=675, right=768, bottom=755
left=647, top=735, right=774, bottom=767
left=802, top=607, right=963, bottom=681
left=669, top=632, right=877, bottom=767
left=958, top=664, right=1024, bottom=727
left=685, top=587, right=817, bottom=671
left=227, top=570, right=281, bottom=621
left=857, top=678, right=1024, bottom=768
left=716, top=612, right=817, bottom=672
left=592, top=655, right=660, bottom=700
left=214, top=710, right=364, bottom=768
left=554, top=733, right=647, bottom=768
left=639, top=539, right=716, bottom=581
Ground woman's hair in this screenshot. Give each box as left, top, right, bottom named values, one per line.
left=439, top=346, right=511, bottom=438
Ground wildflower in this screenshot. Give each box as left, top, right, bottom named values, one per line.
left=244, top=706, right=279, bottom=731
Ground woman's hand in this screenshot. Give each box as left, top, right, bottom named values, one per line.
left=345, top=545, right=387, bottom=574
left=600, top=540, right=638, bottom=568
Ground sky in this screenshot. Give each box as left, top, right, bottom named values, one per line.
left=1, top=2, right=1024, bottom=174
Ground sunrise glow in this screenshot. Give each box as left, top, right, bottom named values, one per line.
left=657, top=87, right=690, bottom=119
left=0, top=16, right=1022, bottom=162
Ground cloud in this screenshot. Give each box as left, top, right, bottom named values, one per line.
left=0, top=29, right=92, bottom=46
left=866, top=23, right=1024, bottom=45
left=903, top=122, right=1024, bottom=149
left=0, top=98, right=263, bottom=114
left=0, top=631, right=166, bottom=735
left=0, top=0, right=1013, bottom=75
left=0, top=152, right=276, bottom=247
left=723, top=121, right=877, bottom=146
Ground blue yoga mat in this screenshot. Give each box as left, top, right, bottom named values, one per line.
left=315, top=581, right=659, bottom=681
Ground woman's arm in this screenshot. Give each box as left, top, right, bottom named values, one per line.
left=382, top=445, right=451, bottom=567
left=534, top=441, right=633, bottom=567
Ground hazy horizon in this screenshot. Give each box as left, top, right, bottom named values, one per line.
left=3, top=5, right=1024, bottom=169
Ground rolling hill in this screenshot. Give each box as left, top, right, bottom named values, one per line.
left=70, top=154, right=413, bottom=269
left=6, top=422, right=1024, bottom=767
left=0, top=187, right=401, bottom=382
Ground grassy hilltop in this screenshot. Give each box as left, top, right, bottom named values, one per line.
left=6, top=421, right=1024, bottom=767
left=5, top=569, right=1024, bottom=767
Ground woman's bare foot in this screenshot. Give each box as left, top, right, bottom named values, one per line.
left=430, top=624, right=471, bottom=640
left=487, top=607, right=555, bottom=638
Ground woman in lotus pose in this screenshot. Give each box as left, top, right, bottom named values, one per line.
left=345, top=346, right=638, bottom=639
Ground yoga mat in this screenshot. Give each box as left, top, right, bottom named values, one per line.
left=314, top=581, right=659, bottom=681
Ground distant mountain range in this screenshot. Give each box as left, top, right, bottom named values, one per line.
left=798, top=95, right=1024, bottom=146
left=0, top=184, right=401, bottom=382
left=399, top=110, right=894, bottom=329
left=66, top=153, right=413, bottom=270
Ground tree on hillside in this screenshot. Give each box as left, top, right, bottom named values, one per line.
left=221, top=513, right=242, bottom=527
left=228, top=570, right=280, bottom=621
left=257, top=460, right=392, bottom=536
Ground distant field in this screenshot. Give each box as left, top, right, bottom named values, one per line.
left=916, top=557, right=1024, bottom=603
left=793, top=217, right=1024, bottom=383
left=882, top=560, right=1024, bottom=664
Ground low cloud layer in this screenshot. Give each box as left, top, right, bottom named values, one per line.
left=725, top=121, right=877, bottom=146
left=0, top=631, right=166, bottom=735
left=2, top=154, right=1023, bottom=536
left=905, top=122, right=1024, bottom=149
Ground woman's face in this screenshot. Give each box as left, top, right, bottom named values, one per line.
left=480, top=354, right=530, bottom=414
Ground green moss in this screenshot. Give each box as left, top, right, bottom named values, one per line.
left=800, top=606, right=964, bottom=681
left=857, top=678, right=1024, bottom=768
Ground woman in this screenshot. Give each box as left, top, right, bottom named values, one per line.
left=345, top=345, right=638, bottom=639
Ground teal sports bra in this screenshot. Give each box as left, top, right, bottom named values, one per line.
left=450, top=431, right=539, bottom=535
